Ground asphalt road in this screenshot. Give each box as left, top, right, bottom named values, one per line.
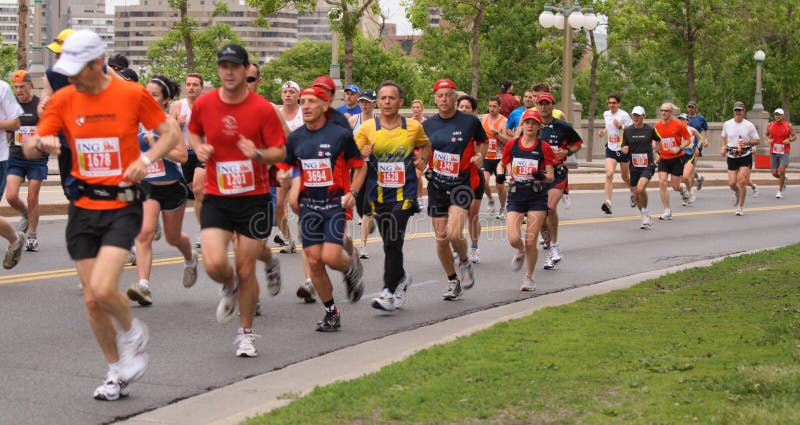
left=0, top=187, right=798, bottom=425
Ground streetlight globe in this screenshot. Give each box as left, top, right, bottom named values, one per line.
left=754, top=50, right=766, bottom=62
left=539, top=10, right=555, bottom=28
left=568, top=10, right=585, bottom=29
left=554, top=11, right=565, bottom=30
left=583, top=13, right=598, bottom=30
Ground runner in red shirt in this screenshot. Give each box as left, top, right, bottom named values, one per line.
left=765, top=108, right=796, bottom=198
left=189, top=44, right=286, bottom=357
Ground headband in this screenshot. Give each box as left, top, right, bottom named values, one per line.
left=150, top=78, right=171, bottom=99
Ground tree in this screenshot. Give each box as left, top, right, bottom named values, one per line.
left=17, top=0, right=27, bottom=69
left=260, top=36, right=424, bottom=103
left=246, top=0, right=380, bottom=86
left=147, top=23, right=242, bottom=86
left=1, top=45, right=17, bottom=79
left=406, top=0, right=490, bottom=98
left=166, top=0, right=196, bottom=73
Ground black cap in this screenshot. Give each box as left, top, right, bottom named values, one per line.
left=217, top=44, right=249, bottom=65
left=108, top=54, right=129, bottom=69
left=117, top=67, right=139, bottom=82
left=358, top=89, right=376, bottom=102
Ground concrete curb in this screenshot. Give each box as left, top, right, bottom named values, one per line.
left=0, top=178, right=783, bottom=218
left=117, top=250, right=765, bottom=425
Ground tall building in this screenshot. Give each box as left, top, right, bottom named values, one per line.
left=114, top=0, right=334, bottom=68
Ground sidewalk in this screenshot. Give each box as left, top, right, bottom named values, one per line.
left=1, top=159, right=797, bottom=218
left=117, top=254, right=754, bottom=425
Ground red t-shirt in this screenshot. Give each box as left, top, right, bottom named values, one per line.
left=768, top=120, right=792, bottom=154
left=498, top=93, right=520, bottom=118
left=37, top=78, right=167, bottom=210
left=189, top=90, right=286, bottom=197
left=654, top=119, right=690, bottom=160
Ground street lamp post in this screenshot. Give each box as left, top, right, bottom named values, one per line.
left=328, top=7, right=344, bottom=106
left=538, top=1, right=598, bottom=124
left=753, top=49, right=766, bottom=112
left=539, top=0, right=597, bottom=122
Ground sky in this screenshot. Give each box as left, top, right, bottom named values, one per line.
left=105, top=0, right=415, bottom=35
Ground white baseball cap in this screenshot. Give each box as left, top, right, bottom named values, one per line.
left=53, top=30, right=105, bottom=77
left=774, top=108, right=785, bottom=115
left=631, top=106, right=646, bottom=116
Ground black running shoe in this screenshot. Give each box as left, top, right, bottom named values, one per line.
left=316, top=308, right=341, bottom=332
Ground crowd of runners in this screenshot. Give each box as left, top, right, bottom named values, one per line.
left=2, top=29, right=795, bottom=401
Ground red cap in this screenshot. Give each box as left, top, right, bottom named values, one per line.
left=313, top=76, right=336, bottom=93
left=300, top=86, right=330, bottom=104
left=535, top=92, right=555, bottom=104
left=432, top=78, right=457, bottom=92
left=521, top=110, right=542, bottom=124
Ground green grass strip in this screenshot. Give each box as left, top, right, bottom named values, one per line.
left=244, top=245, right=800, bottom=424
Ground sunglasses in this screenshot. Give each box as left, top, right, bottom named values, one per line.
left=660, top=109, right=672, bottom=113
left=246, top=76, right=258, bottom=83
left=537, top=101, right=552, bottom=105
left=733, top=108, right=744, bottom=112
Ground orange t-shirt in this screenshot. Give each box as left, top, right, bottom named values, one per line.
left=654, top=118, right=691, bottom=160
left=481, top=114, right=507, bottom=160
left=37, top=78, right=167, bottom=210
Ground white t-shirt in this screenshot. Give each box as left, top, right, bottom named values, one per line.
left=721, top=118, right=760, bottom=157
left=281, top=106, right=303, bottom=132
left=603, top=109, right=632, bottom=151
left=178, top=98, right=193, bottom=148
left=0, top=80, right=24, bottom=161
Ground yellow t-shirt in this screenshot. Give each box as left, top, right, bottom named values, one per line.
left=355, top=116, right=429, bottom=205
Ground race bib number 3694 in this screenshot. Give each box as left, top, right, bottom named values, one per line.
left=76, top=137, right=122, bottom=177
left=300, top=158, right=334, bottom=187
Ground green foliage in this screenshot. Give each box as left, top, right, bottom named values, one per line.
left=146, top=23, right=242, bottom=87
left=260, top=36, right=425, bottom=105
left=0, top=45, right=16, bottom=81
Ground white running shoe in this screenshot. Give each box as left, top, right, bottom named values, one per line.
left=93, top=368, right=129, bottom=401
left=279, top=239, right=296, bottom=254
left=688, top=188, right=696, bottom=204
left=127, top=248, right=136, bottom=266
left=752, top=184, right=759, bottom=198
left=126, top=280, right=152, bottom=306
left=234, top=328, right=259, bottom=357
left=511, top=250, right=524, bottom=272
left=469, top=247, right=480, bottom=264
left=542, top=255, right=557, bottom=270
left=183, top=250, right=199, bottom=288
left=153, top=219, right=162, bottom=241
left=562, top=193, right=572, bottom=209
left=17, top=209, right=29, bottom=233
left=776, top=191, right=783, bottom=199
left=495, top=208, right=506, bottom=220
left=736, top=206, right=744, bottom=216
left=659, top=208, right=672, bottom=220
left=116, top=318, right=149, bottom=383
left=601, top=200, right=612, bottom=214
left=371, top=288, right=396, bottom=313
left=549, top=245, right=562, bottom=263
left=459, top=259, right=475, bottom=289
left=486, top=198, right=497, bottom=216
left=216, top=284, right=238, bottom=323
left=732, top=191, right=739, bottom=206
left=520, top=275, right=535, bottom=292
left=393, top=273, right=412, bottom=309
left=442, top=279, right=462, bottom=301
left=640, top=214, right=653, bottom=230
left=265, top=257, right=281, bottom=296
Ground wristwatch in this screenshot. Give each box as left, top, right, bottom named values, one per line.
left=255, top=149, right=264, bottom=160
left=350, top=189, right=359, bottom=198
